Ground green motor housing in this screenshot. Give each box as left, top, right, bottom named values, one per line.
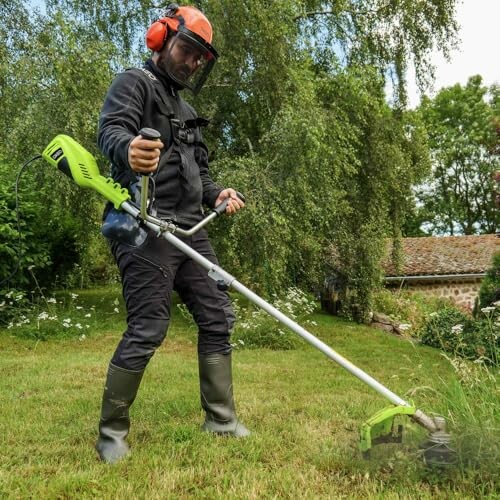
left=42, top=134, right=130, bottom=209
left=360, top=404, right=416, bottom=457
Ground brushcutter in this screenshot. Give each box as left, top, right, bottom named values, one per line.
left=39, top=131, right=456, bottom=467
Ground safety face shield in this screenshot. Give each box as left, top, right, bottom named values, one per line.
left=163, top=28, right=218, bottom=95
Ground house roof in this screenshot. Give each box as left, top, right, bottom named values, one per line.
left=383, top=234, right=499, bottom=277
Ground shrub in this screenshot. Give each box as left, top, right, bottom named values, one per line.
left=477, top=253, right=500, bottom=311
left=419, top=306, right=499, bottom=365
left=0, top=289, right=32, bottom=325
left=372, top=289, right=452, bottom=334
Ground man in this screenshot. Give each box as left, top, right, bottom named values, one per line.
left=96, top=4, right=250, bottom=464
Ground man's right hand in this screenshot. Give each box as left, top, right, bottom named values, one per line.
left=128, top=134, right=164, bottom=173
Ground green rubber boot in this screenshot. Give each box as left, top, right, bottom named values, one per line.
left=199, top=352, right=250, bottom=437
left=95, top=363, right=144, bottom=464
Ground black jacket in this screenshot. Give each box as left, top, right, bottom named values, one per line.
left=98, top=59, right=222, bottom=227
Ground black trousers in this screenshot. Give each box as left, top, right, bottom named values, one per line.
left=109, top=229, right=235, bottom=371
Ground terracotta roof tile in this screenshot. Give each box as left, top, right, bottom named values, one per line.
left=383, top=234, right=499, bottom=277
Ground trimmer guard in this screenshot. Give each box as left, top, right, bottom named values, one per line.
left=360, top=404, right=416, bottom=457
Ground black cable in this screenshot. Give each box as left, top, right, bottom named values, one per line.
left=0, top=155, right=43, bottom=287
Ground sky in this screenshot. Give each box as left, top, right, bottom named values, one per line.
left=406, top=0, right=500, bottom=108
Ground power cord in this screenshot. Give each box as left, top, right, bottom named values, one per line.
left=0, top=155, right=43, bottom=287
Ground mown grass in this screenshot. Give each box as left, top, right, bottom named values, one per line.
left=0, top=287, right=498, bottom=498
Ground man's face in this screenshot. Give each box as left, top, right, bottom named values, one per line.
left=155, top=30, right=217, bottom=94
left=158, top=35, right=204, bottom=81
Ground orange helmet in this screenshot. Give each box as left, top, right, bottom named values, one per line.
left=146, top=4, right=214, bottom=51
left=146, top=4, right=218, bottom=94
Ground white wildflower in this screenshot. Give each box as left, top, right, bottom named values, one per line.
left=27, top=265, right=35, bottom=270
left=113, top=308, right=119, bottom=313
left=71, top=293, right=79, bottom=300
left=75, top=323, right=83, bottom=329
left=37, top=312, right=49, bottom=320
left=47, top=298, right=57, bottom=304
left=398, top=323, right=412, bottom=331
left=481, top=306, right=495, bottom=313
left=0, top=301, right=5, bottom=308
left=429, top=312, right=438, bottom=318
left=7, top=322, right=13, bottom=329
left=451, top=324, right=463, bottom=334
left=85, top=313, right=91, bottom=318
left=5, top=291, right=13, bottom=299
left=79, top=334, right=86, bottom=341
left=493, top=300, right=500, bottom=308
left=15, top=294, right=23, bottom=301
left=238, top=339, right=245, bottom=345
left=76, top=306, right=83, bottom=310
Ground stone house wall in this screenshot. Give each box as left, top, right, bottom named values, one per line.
left=387, top=278, right=483, bottom=311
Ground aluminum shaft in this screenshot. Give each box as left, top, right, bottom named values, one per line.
left=122, top=201, right=440, bottom=432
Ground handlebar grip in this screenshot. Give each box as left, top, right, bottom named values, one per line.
left=138, top=127, right=161, bottom=141
left=137, top=128, right=161, bottom=217
left=213, top=191, right=246, bottom=216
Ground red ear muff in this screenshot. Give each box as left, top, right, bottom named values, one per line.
left=146, top=20, right=168, bottom=51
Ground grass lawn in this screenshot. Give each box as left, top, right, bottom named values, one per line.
left=0, top=287, right=498, bottom=498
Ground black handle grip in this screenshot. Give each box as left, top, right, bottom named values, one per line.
left=213, top=191, right=246, bottom=216
left=138, top=128, right=161, bottom=178
left=139, top=127, right=161, bottom=141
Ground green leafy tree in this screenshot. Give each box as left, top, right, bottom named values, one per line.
left=1, top=0, right=459, bottom=319
left=411, top=76, right=500, bottom=235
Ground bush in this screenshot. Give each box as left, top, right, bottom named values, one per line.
left=0, top=289, right=32, bottom=325
left=477, top=253, right=500, bottom=311
left=419, top=306, right=499, bottom=365
left=0, top=178, right=52, bottom=288
left=372, top=289, right=452, bottom=334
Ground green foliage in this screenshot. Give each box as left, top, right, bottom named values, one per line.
left=410, top=76, right=500, bottom=235
left=0, top=168, right=52, bottom=286
left=1, top=0, right=461, bottom=319
left=177, top=288, right=316, bottom=350
left=419, top=306, right=499, bottom=365
left=372, top=289, right=452, bottom=334
left=0, top=288, right=124, bottom=340
left=0, top=289, right=32, bottom=325
left=477, top=253, right=500, bottom=310
left=231, top=288, right=316, bottom=350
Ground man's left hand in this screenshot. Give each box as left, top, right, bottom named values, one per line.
left=215, top=188, right=245, bottom=215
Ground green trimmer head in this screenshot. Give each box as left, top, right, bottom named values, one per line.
left=360, top=404, right=416, bottom=458
left=360, top=405, right=456, bottom=466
